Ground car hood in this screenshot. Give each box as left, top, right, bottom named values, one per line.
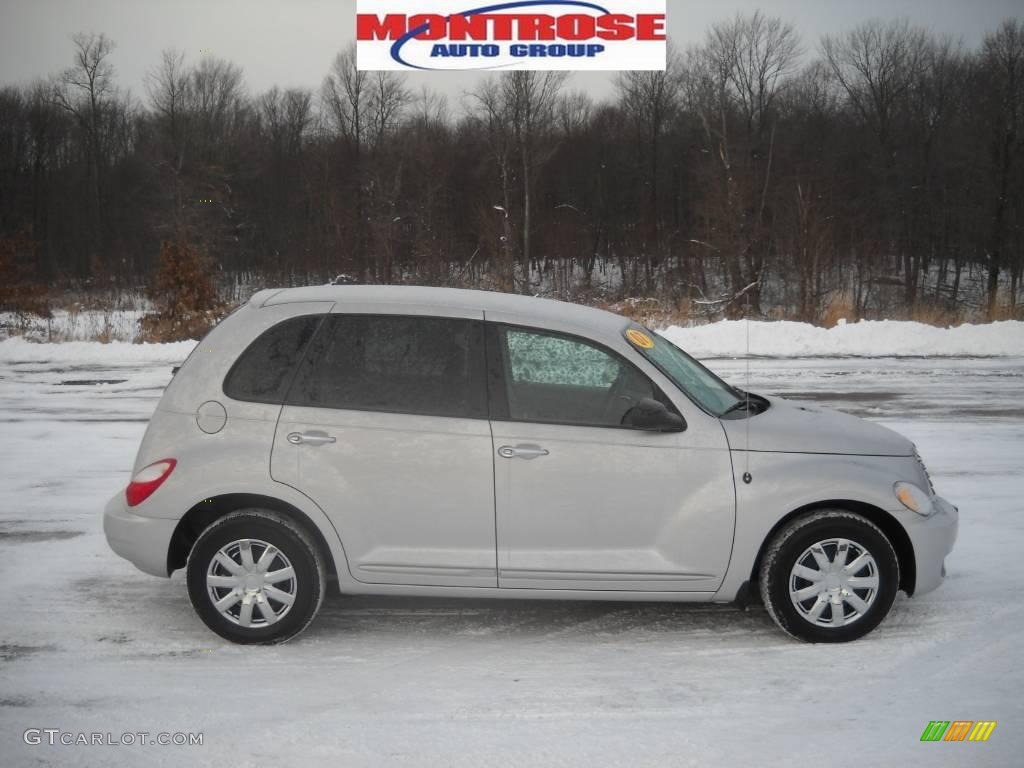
left=719, top=395, right=914, bottom=456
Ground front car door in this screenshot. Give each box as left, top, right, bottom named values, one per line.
left=487, top=321, right=735, bottom=593
left=271, top=308, right=497, bottom=588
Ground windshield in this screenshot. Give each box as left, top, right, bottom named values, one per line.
left=626, top=325, right=743, bottom=417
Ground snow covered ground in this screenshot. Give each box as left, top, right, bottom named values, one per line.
left=1, top=334, right=1022, bottom=766
left=0, top=308, right=149, bottom=343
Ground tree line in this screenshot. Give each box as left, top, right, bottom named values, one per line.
left=0, top=13, right=1022, bottom=322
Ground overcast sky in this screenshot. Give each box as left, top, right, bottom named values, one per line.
left=1, top=0, right=1021, bottom=108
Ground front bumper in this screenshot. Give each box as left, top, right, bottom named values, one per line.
left=103, top=492, right=177, bottom=577
left=902, top=495, right=959, bottom=596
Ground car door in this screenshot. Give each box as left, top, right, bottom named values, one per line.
left=488, top=323, right=735, bottom=592
left=271, top=310, right=497, bottom=588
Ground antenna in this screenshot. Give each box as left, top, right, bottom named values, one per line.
left=743, top=288, right=752, bottom=484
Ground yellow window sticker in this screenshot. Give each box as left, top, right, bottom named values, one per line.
left=626, top=329, right=655, bottom=349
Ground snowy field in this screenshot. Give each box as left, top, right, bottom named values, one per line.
left=1, top=327, right=1023, bottom=766
left=0, top=309, right=149, bottom=344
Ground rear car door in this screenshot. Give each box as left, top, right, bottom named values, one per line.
left=488, top=323, right=735, bottom=592
left=271, top=310, right=497, bottom=587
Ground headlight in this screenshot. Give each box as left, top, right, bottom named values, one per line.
left=894, top=482, right=934, bottom=517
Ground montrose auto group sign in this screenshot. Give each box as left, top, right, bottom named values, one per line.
left=356, top=0, right=666, bottom=71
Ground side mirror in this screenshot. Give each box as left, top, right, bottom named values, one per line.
left=623, top=397, right=686, bottom=432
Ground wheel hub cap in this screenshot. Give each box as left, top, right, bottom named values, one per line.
left=243, top=574, right=259, bottom=590
left=788, top=538, right=879, bottom=628
left=206, top=538, right=298, bottom=628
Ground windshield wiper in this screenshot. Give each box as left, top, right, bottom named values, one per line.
left=721, top=390, right=764, bottom=417
left=721, top=399, right=751, bottom=416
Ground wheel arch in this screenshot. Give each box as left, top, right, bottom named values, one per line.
left=167, top=493, right=340, bottom=579
left=749, top=499, right=916, bottom=597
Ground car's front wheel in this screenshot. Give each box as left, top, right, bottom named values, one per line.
left=759, top=510, right=899, bottom=642
left=186, top=509, right=325, bottom=644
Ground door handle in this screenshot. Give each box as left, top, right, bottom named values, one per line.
left=497, top=444, right=549, bottom=460
left=287, top=431, right=336, bottom=446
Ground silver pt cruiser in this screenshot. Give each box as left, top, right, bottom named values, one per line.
left=104, top=286, right=958, bottom=644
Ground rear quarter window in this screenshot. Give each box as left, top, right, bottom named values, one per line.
left=223, top=315, right=323, bottom=403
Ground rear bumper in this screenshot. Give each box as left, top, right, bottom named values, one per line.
left=103, top=492, right=177, bottom=577
left=904, top=495, right=959, bottom=596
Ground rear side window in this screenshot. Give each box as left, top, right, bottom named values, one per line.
left=223, top=315, right=322, bottom=403
left=288, top=315, right=487, bottom=419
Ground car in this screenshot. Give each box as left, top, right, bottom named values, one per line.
left=103, top=286, right=959, bottom=644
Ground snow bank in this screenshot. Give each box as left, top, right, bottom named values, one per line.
left=1, top=319, right=1021, bottom=364
left=0, top=309, right=148, bottom=343
left=660, top=319, right=1024, bottom=358
left=0, top=336, right=196, bottom=364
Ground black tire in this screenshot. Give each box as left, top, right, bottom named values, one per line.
left=186, top=509, right=325, bottom=644
left=759, top=510, right=899, bottom=643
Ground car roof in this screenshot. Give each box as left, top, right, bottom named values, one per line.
left=251, top=285, right=630, bottom=335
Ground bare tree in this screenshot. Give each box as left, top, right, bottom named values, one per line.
left=709, top=11, right=803, bottom=140
left=188, top=56, right=245, bottom=163
left=368, top=71, right=410, bottom=149
left=259, top=87, right=312, bottom=156
left=24, top=81, right=65, bottom=277
left=411, top=86, right=449, bottom=129
left=322, top=46, right=370, bottom=278
left=469, top=78, right=517, bottom=286
left=145, top=49, right=191, bottom=172
left=683, top=14, right=801, bottom=314
left=822, top=19, right=927, bottom=146
left=821, top=20, right=929, bottom=310
left=557, top=90, right=594, bottom=136
left=501, top=71, right=568, bottom=291
left=617, top=48, right=681, bottom=242
left=901, top=37, right=966, bottom=307
left=322, top=44, right=370, bottom=146
left=52, top=32, right=118, bottom=274
left=322, top=44, right=409, bottom=280
left=5, top=16, right=1024, bottom=320
left=976, top=19, right=1024, bottom=317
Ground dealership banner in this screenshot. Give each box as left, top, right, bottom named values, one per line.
left=356, top=0, right=666, bottom=71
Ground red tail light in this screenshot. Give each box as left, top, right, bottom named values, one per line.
left=126, top=459, right=177, bottom=507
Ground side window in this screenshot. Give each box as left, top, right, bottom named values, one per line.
left=506, top=330, right=619, bottom=387
left=499, top=327, right=659, bottom=427
left=223, top=315, right=322, bottom=403
left=288, top=315, right=487, bottom=419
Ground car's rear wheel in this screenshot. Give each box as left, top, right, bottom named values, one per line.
left=759, top=510, right=899, bottom=643
left=186, top=509, right=325, bottom=644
